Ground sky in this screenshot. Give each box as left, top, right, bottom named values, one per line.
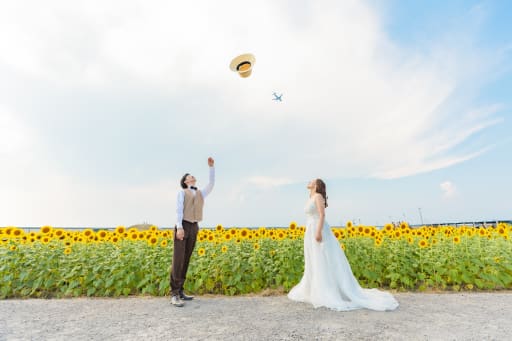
left=0, top=0, right=510, bottom=228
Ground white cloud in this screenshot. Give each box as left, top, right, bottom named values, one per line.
left=0, top=109, right=30, bottom=156
left=0, top=0, right=506, bottom=225
left=440, top=181, right=456, bottom=198
left=247, top=176, right=294, bottom=189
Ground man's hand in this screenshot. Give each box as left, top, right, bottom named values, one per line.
left=176, top=228, right=185, bottom=240
left=208, top=157, right=214, bottom=167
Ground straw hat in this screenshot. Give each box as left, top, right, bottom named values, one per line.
left=229, top=53, right=256, bottom=78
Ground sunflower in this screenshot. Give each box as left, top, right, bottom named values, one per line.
left=384, top=223, right=393, bottom=232
left=150, top=225, right=158, bottom=231
left=221, top=245, right=228, bottom=253
left=42, top=236, right=50, bottom=244
left=253, top=243, right=260, bottom=251
left=418, top=239, right=429, bottom=248
left=400, top=222, right=409, bottom=229
left=334, top=231, right=340, bottom=239
left=64, top=247, right=72, bottom=255
left=453, top=236, right=461, bottom=244
left=216, top=224, right=224, bottom=232
left=10, top=245, right=17, bottom=251
left=289, top=222, right=298, bottom=230
left=197, top=248, right=206, bottom=256
left=277, top=231, right=286, bottom=240
left=115, top=226, right=126, bottom=234
left=223, top=233, right=232, bottom=241
left=208, top=234, right=215, bottom=242
left=98, top=230, right=108, bottom=239
left=407, top=237, right=414, bottom=244
left=240, top=228, right=250, bottom=239
left=229, top=229, right=237, bottom=236
left=478, top=228, right=487, bottom=237
left=394, top=230, right=402, bottom=239
left=40, top=225, right=52, bottom=234
left=83, top=229, right=94, bottom=238
left=130, top=233, right=138, bottom=241
left=148, top=237, right=158, bottom=246
left=374, top=239, right=382, bottom=247
left=340, top=243, right=346, bottom=250
left=269, top=250, right=276, bottom=256
left=160, top=240, right=168, bottom=247
left=346, top=221, right=353, bottom=228
left=111, top=236, right=120, bottom=243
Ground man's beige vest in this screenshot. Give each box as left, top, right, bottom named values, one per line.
left=183, top=189, right=204, bottom=222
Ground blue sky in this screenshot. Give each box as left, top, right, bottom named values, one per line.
left=0, top=0, right=510, bottom=227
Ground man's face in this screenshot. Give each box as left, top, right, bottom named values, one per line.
left=185, top=174, right=197, bottom=187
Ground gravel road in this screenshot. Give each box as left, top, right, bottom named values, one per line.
left=1, top=292, right=511, bottom=340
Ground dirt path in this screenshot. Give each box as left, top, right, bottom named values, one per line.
left=1, top=292, right=511, bottom=340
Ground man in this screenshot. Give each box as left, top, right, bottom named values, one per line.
left=170, top=157, right=215, bottom=307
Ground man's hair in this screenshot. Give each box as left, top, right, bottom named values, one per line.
left=180, top=173, right=190, bottom=189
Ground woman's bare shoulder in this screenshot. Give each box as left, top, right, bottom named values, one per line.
left=313, top=193, right=324, bottom=201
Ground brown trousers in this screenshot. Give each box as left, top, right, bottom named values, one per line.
left=170, top=220, right=199, bottom=296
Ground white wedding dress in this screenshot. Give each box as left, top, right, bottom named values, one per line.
left=288, top=197, right=399, bottom=311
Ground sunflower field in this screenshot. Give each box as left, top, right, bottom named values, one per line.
left=1, top=222, right=512, bottom=298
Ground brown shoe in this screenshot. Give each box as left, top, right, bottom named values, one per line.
left=171, top=295, right=184, bottom=307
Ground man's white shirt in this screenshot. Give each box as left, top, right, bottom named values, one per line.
left=176, top=167, right=215, bottom=228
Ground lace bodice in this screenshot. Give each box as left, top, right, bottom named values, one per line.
left=304, top=197, right=318, bottom=217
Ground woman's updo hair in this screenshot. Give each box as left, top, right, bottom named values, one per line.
left=315, top=179, right=328, bottom=208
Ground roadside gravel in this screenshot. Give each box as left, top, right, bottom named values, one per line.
left=1, top=292, right=511, bottom=340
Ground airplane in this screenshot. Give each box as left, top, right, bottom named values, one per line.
left=272, top=92, right=283, bottom=102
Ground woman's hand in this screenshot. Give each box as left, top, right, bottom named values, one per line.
left=315, top=230, right=322, bottom=242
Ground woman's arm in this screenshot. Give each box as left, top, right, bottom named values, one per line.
left=315, top=194, right=326, bottom=242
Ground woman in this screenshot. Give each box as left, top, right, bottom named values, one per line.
left=288, top=179, right=399, bottom=311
